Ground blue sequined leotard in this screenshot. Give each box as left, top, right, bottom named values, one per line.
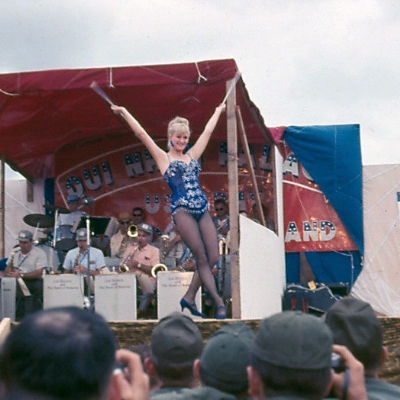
left=163, top=155, right=208, bottom=221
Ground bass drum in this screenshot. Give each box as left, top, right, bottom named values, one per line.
left=55, top=225, right=75, bottom=252
left=35, top=244, right=60, bottom=272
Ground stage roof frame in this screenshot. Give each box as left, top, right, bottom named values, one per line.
left=0, top=59, right=272, bottom=180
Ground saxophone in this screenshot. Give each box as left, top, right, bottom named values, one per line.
left=75, top=251, right=80, bottom=266
left=5, top=249, right=18, bottom=273
left=6, top=247, right=31, bottom=297
left=73, top=251, right=81, bottom=274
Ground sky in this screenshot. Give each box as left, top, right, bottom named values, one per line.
left=1, top=0, right=400, bottom=179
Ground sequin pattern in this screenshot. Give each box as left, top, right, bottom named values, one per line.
left=164, top=159, right=208, bottom=216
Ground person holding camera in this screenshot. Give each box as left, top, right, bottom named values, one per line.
left=247, top=311, right=368, bottom=400
left=0, top=306, right=149, bottom=400
left=325, top=297, right=400, bottom=399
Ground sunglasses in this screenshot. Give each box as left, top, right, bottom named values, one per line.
left=132, top=214, right=142, bottom=217
left=216, top=208, right=225, bottom=211
left=119, top=221, right=131, bottom=225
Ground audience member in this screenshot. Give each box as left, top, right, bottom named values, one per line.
left=190, top=321, right=254, bottom=399
left=128, top=343, right=162, bottom=391
left=144, top=312, right=203, bottom=398
left=0, top=306, right=149, bottom=400
left=247, top=310, right=367, bottom=400
left=325, top=296, right=400, bottom=399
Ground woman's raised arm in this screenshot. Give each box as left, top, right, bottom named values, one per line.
left=111, top=105, right=169, bottom=172
left=189, top=104, right=226, bottom=160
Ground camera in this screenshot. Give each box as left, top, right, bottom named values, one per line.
left=331, top=352, right=346, bottom=373
left=113, top=363, right=130, bottom=381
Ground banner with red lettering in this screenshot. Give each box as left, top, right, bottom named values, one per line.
left=279, top=141, right=357, bottom=252
left=54, top=135, right=274, bottom=232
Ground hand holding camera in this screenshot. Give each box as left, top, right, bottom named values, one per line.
left=113, top=349, right=149, bottom=400
left=329, top=344, right=367, bottom=400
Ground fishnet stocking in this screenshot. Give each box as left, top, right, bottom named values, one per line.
left=173, top=210, right=223, bottom=307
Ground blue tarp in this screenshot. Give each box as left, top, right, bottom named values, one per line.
left=284, top=124, right=363, bottom=254
left=284, top=125, right=364, bottom=287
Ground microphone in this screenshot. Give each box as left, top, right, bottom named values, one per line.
left=83, top=197, right=95, bottom=206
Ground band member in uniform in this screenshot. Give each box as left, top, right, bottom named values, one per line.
left=212, top=197, right=230, bottom=240
left=1, top=230, right=47, bottom=318
left=63, top=228, right=106, bottom=276
left=120, top=223, right=160, bottom=317
left=112, top=102, right=227, bottom=319
left=131, top=206, right=161, bottom=244
left=57, top=194, right=84, bottom=231
left=104, top=211, right=135, bottom=271
left=131, top=207, right=146, bottom=226
left=110, top=212, right=135, bottom=257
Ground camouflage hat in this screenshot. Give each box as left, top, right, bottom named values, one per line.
left=150, top=312, right=202, bottom=365
left=325, top=297, right=382, bottom=368
left=200, top=322, right=255, bottom=393
left=251, top=311, right=332, bottom=370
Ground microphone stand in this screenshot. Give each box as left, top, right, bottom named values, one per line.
left=85, top=216, right=94, bottom=312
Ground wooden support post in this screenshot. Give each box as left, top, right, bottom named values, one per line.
left=236, top=106, right=266, bottom=227
left=226, top=78, right=240, bottom=319
left=27, top=180, right=34, bottom=203
left=0, top=157, right=4, bottom=258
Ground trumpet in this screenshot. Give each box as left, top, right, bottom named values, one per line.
left=151, top=263, right=168, bottom=278
left=126, top=224, right=138, bottom=238
left=119, top=264, right=130, bottom=273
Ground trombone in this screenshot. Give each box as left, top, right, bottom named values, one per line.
left=120, top=245, right=139, bottom=273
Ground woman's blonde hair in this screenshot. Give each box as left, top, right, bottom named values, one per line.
left=167, top=116, right=190, bottom=137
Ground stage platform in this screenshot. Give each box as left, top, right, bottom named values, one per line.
left=108, top=317, right=400, bottom=385
left=2, top=316, right=400, bottom=385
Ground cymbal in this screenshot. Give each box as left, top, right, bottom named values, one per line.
left=43, top=204, right=70, bottom=214
left=23, top=213, right=54, bottom=228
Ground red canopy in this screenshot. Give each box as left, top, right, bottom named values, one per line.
left=0, top=59, right=271, bottom=180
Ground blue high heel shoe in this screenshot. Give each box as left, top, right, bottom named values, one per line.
left=215, top=305, right=227, bottom=320
left=180, top=298, right=205, bottom=318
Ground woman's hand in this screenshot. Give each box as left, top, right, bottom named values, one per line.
left=111, top=105, right=127, bottom=117
left=216, top=103, right=226, bottom=113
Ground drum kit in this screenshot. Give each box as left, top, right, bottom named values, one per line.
left=22, top=204, right=76, bottom=270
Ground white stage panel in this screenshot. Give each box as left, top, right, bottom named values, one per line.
left=239, top=215, right=285, bottom=319
left=43, top=275, right=85, bottom=309
left=95, top=274, right=137, bottom=321
left=0, top=278, right=16, bottom=320
left=157, top=271, right=202, bottom=320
